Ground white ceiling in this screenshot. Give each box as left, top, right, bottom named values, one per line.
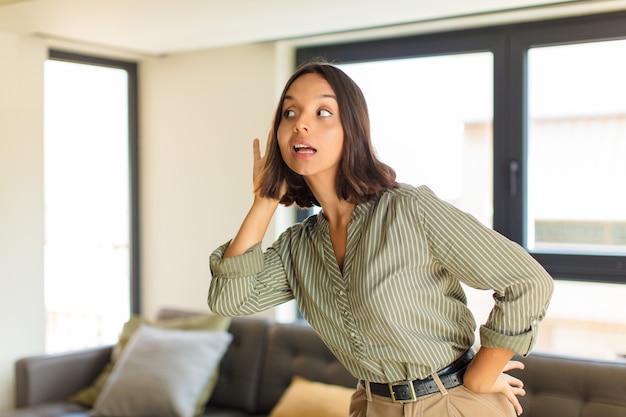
left=1, top=0, right=625, bottom=57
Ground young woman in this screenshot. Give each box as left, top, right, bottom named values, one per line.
left=208, top=61, right=553, bottom=417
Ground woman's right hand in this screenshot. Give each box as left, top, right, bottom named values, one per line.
left=252, top=138, right=286, bottom=201
left=252, top=138, right=264, bottom=190
left=222, top=138, right=281, bottom=259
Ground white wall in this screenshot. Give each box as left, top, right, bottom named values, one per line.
left=139, top=42, right=284, bottom=318
left=0, top=33, right=46, bottom=411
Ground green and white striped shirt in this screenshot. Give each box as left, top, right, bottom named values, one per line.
left=209, top=184, right=553, bottom=383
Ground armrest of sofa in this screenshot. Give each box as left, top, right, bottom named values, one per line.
left=15, top=345, right=112, bottom=407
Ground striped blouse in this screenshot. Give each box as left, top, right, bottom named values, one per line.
left=208, top=184, right=553, bottom=383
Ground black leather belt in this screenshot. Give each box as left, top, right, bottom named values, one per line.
left=360, top=349, right=474, bottom=403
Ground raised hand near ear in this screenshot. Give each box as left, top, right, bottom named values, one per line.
left=252, top=137, right=287, bottom=201
left=223, top=138, right=282, bottom=259
left=252, top=138, right=264, bottom=197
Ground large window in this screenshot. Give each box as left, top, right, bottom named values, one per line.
left=44, top=51, right=139, bottom=352
left=296, top=11, right=626, bottom=361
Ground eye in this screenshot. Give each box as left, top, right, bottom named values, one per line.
left=318, top=109, right=332, bottom=117
left=283, top=109, right=295, bottom=118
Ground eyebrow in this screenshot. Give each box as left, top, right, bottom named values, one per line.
left=283, top=93, right=337, bottom=101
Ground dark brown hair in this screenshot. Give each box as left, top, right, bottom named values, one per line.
left=257, top=60, right=398, bottom=207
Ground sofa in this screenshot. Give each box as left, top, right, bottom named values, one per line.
left=3, top=308, right=626, bottom=417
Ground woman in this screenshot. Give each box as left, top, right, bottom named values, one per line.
left=208, top=61, right=553, bottom=417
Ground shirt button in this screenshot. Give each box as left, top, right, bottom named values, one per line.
left=339, top=290, right=344, bottom=296
left=350, top=332, right=356, bottom=338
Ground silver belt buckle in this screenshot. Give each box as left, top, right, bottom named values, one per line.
left=389, top=380, right=417, bottom=403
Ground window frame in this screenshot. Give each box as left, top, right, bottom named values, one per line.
left=296, top=10, right=626, bottom=284
left=47, top=49, right=141, bottom=312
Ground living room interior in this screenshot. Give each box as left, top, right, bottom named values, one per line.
left=1, top=0, right=626, bottom=415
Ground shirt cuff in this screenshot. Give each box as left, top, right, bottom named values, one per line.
left=209, top=241, right=264, bottom=278
left=479, top=317, right=540, bottom=356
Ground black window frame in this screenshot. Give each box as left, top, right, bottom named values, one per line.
left=296, top=10, right=626, bottom=284
left=47, top=49, right=141, bottom=313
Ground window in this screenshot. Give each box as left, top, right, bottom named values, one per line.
left=44, top=51, right=139, bottom=353
left=296, top=11, right=626, bottom=360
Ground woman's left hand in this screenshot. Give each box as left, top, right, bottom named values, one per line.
left=462, top=348, right=526, bottom=415
left=488, top=360, right=526, bottom=415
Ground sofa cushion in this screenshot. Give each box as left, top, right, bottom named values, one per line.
left=204, top=317, right=272, bottom=414
left=268, top=376, right=354, bottom=417
left=256, top=321, right=356, bottom=414
left=91, top=325, right=232, bottom=417
left=510, top=352, right=626, bottom=417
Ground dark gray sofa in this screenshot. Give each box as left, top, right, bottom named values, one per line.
left=3, top=309, right=626, bottom=417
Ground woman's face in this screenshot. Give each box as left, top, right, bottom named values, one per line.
left=277, top=73, right=344, bottom=182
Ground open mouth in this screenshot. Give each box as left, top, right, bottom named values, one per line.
left=294, top=144, right=317, bottom=154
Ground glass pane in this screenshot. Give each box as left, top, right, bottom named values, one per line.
left=339, top=53, right=494, bottom=227
left=44, top=60, right=131, bottom=353
left=527, top=40, right=626, bottom=255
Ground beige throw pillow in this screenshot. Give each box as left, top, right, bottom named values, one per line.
left=269, top=376, right=355, bottom=417
left=91, top=325, right=232, bottom=417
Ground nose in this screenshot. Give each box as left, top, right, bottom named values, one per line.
left=294, top=114, right=310, bottom=133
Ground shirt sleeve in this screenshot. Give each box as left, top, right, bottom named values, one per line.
left=415, top=185, right=554, bottom=356
left=207, top=237, right=294, bottom=316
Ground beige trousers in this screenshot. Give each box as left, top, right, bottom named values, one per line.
left=349, top=373, right=516, bottom=417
